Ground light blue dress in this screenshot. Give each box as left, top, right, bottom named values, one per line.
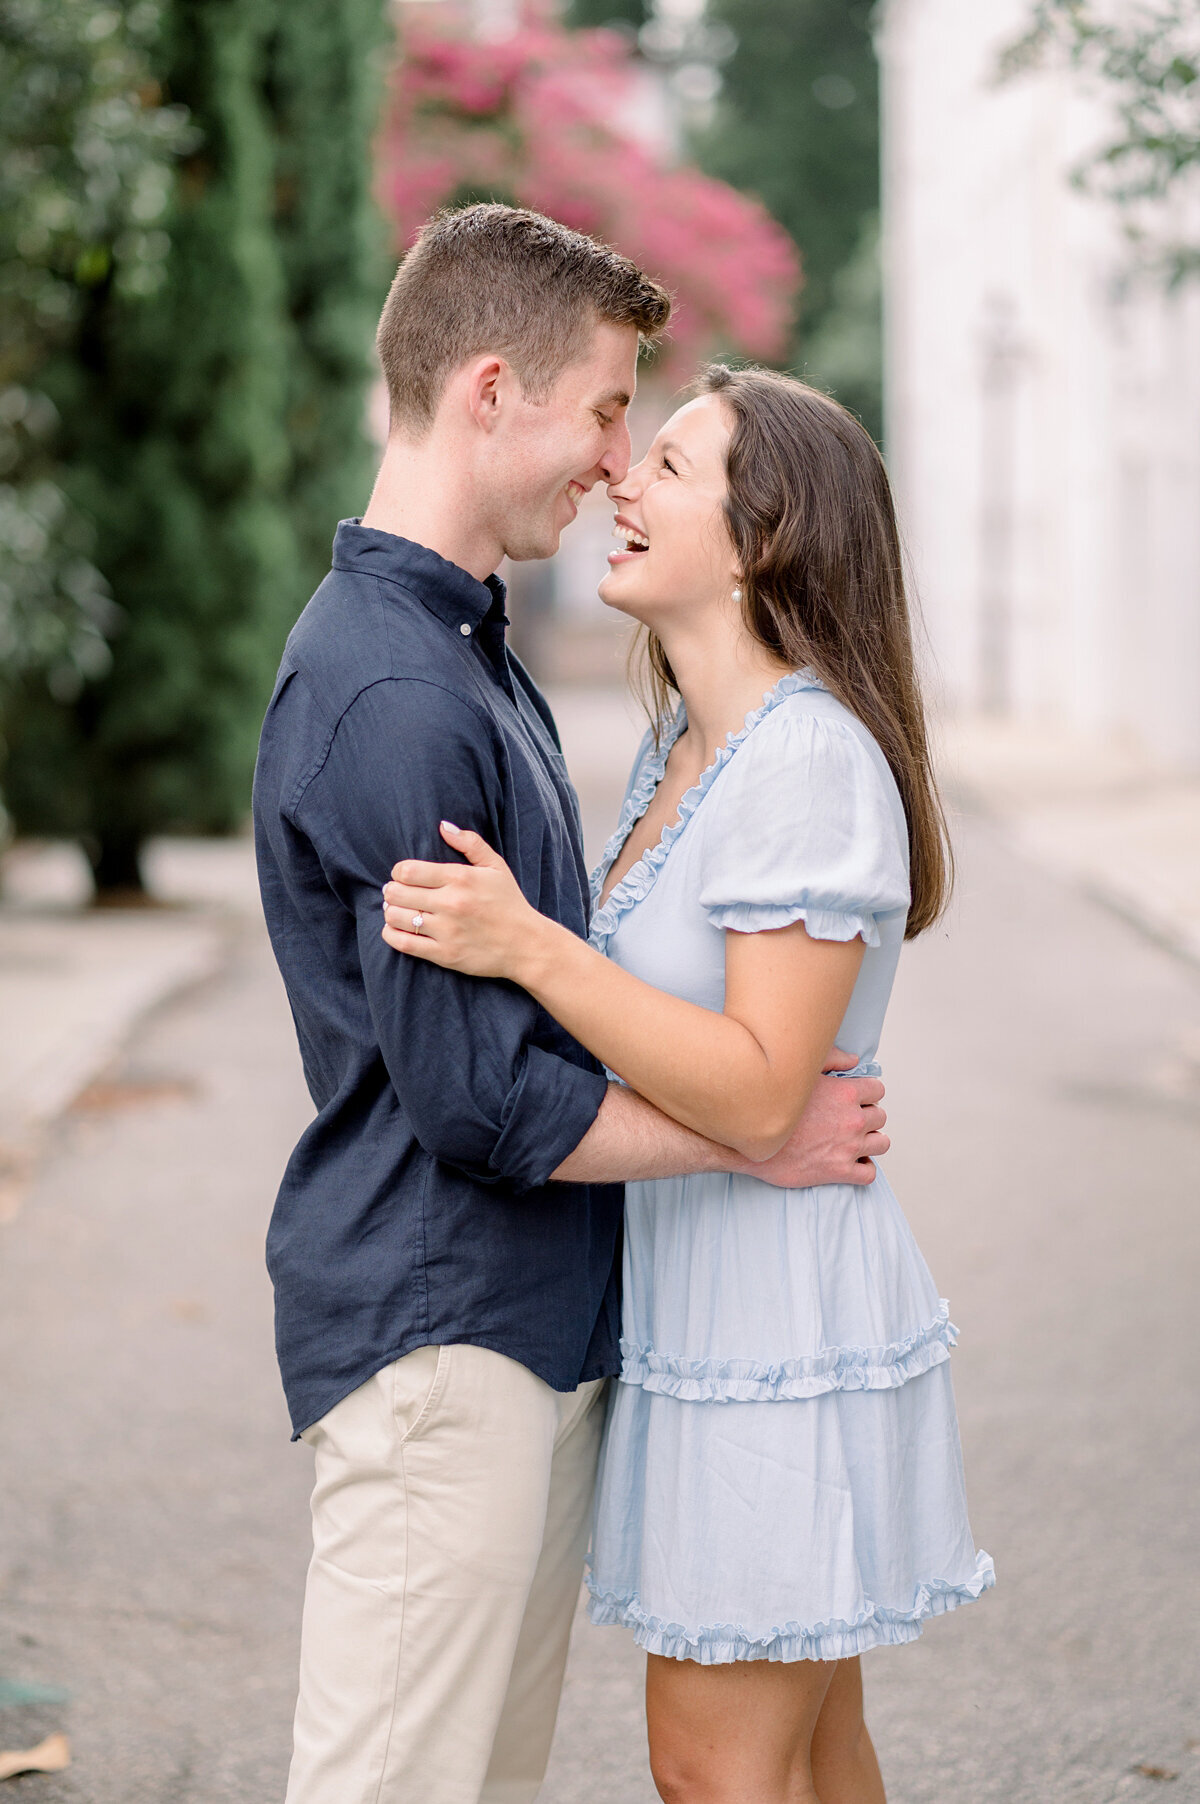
left=585, top=671, right=995, bottom=1663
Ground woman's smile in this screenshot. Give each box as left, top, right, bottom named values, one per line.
left=608, top=513, right=650, bottom=563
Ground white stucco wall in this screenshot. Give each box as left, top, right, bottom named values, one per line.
left=879, top=0, right=1200, bottom=768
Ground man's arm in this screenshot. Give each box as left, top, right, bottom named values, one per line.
left=553, top=1058, right=889, bottom=1188
left=297, top=680, right=608, bottom=1191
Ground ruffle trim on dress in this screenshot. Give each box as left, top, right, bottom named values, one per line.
left=618, top=1301, right=958, bottom=1402
left=703, top=899, right=882, bottom=948
left=585, top=1552, right=996, bottom=1663
left=588, top=669, right=825, bottom=955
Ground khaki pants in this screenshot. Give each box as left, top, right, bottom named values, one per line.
left=285, top=1344, right=608, bottom=1804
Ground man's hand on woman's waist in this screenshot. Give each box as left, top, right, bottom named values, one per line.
left=733, top=1050, right=888, bottom=1188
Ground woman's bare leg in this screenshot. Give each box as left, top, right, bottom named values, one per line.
left=809, top=1659, right=886, bottom=1804
left=644, top=1652, right=836, bottom=1804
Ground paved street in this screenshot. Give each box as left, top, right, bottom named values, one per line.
left=1, top=777, right=1198, bottom=1799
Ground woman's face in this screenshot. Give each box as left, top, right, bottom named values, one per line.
left=598, top=393, right=740, bottom=635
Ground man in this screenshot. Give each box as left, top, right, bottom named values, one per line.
left=253, top=204, right=889, bottom=1804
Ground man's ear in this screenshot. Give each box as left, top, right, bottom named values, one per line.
left=465, top=355, right=508, bottom=433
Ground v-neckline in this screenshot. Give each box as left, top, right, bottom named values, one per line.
left=595, top=713, right=692, bottom=912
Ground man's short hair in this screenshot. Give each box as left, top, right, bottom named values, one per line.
left=376, top=204, right=672, bottom=434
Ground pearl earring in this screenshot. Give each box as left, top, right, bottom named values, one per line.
left=731, top=586, right=743, bottom=604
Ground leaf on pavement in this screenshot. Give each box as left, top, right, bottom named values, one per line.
left=1132, top=1765, right=1180, bottom=1782
left=0, top=1733, right=71, bottom=1782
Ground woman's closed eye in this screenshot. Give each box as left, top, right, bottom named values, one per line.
left=661, top=454, right=678, bottom=475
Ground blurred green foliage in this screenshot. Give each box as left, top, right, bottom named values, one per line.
left=565, top=0, right=882, bottom=437
left=3, top=0, right=385, bottom=892
left=0, top=0, right=192, bottom=708
left=565, top=0, right=646, bottom=29
left=266, top=1, right=386, bottom=592
left=693, top=0, right=881, bottom=437
left=1002, top=0, right=1200, bottom=284
left=799, top=209, right=880, bottom=432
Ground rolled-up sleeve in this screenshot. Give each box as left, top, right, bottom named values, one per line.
left=293, top=677, right=606, bottom=1191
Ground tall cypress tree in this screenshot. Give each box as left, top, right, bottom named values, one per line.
left=6, top=0, right=294, bottom=892
left=265, top=0, right=386, bottom=596
left=0, top=0, right=192, bottom=720
left=5, top=0, right=385, bottom=894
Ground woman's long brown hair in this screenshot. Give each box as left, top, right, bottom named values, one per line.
left=630, top=364, right=952, bottom=937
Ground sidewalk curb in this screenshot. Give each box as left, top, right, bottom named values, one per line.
left=0, top=910, right=233, bottom=1221
left=940, top=718, right=1200, bottom=977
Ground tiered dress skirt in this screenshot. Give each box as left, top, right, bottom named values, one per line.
left=586, top=1166, right=995, bottom=1664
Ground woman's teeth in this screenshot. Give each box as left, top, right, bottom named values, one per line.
left=614, top=525, right=649, bottom=550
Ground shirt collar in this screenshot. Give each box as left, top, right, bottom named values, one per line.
left=332, top=519, right=507, bottom=633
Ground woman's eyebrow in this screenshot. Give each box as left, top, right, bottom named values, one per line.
left=658, top=439, right=692, bottom=467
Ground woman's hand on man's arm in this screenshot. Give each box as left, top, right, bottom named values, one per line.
left=382, top=821, right=550, bottom=976
left=381, top=823, right=882, bottom=1171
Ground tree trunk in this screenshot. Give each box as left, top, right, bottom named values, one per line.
left=87, top=831, right=147, bottom=902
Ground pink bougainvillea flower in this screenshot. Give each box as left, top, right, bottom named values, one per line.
left=375, top=1, right=801, bottom=376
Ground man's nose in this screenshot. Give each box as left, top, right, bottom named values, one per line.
left=599, top=419, right=632, bottom=487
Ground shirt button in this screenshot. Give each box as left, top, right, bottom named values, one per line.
left=459, top=622, right=471, bottom=636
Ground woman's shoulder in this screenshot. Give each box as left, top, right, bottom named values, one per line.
left=722, top=673, right=898, bottom=805
left=696, top=672, right=912, bottom=935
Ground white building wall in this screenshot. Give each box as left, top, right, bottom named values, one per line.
left=879, top=0, right=1200, bottom=769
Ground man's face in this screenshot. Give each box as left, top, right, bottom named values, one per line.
left=487, top=320, right=639, bottom=562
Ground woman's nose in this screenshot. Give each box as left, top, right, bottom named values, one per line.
left=608, top=454, right=648, bottom=504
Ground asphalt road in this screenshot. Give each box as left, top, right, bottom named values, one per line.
left=1, top=811, right=1198, bottom=1803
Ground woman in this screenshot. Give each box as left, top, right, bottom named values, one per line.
left=381, top=366, right=994, bottom=1803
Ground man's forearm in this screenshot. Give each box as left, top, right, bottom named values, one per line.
left=551, top=1083, right=734, bottom=1184
left=550, top=1063, right=890, bottom=1190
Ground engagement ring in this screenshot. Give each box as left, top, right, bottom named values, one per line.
left=411, top=912, right=424, bottom=934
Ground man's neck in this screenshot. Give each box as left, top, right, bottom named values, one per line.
left=362, top=434, right=503, bottom=582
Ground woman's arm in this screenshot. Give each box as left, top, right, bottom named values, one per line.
left=382, top=824, right=864, bottom=1163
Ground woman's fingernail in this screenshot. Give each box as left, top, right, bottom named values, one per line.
left=440, top=820, right=460, bottom=832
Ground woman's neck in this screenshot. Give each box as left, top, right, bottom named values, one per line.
left=662, top=624, right=792, bottom=769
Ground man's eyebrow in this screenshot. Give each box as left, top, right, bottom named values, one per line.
left=595, top=389, right=632, bottom=409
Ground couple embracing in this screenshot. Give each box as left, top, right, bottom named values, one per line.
left=253, top=203, right=993, bottom=1804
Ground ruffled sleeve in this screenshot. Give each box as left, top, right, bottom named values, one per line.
left=698, top=703, right=910, bottom=948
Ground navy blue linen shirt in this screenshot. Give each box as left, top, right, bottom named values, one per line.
left=253, top=522, right=623, bottom=1437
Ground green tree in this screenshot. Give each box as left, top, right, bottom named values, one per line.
left=693, top=0, right=881, bottom=435
left=565, top=0, right=882, bottom=436
left=264, top=0, right=386, bottom=595
left=4, top=0, right=385, bottom=895
left=4, top=0, right=295, bottom=894
left=564, top=0, right=648, bottom=32
left=0, top=0, right=192, bottom=711
left=1002, top=0, right=1200, bottom=284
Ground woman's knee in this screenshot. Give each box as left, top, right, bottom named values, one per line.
left=648, top=1756, right=695, bottom=1804
left=646, top=1652, right=831, bottom=1804
left=648, top=1721, right=818, bottom=1804
left=649, top=1729, right=718, bottom=1803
